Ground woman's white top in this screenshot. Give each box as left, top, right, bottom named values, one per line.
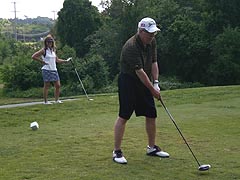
left=41, top=48, right=57, bottom=71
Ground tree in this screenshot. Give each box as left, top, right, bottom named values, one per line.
left=202, top=0, right=240, bottom=36
left=56, top=0, right=102, bottom=57
left=206, top=27, right=240, bottom=85
left=0, top=38, right=12, bottom=65
left=165, top=14, right=211, bottom=82
left=86, top=0, right=140, bottom=80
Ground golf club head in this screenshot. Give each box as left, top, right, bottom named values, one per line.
left=198, top=164, right=211, bottom=171
left=88, top=98, right=94, bottom=101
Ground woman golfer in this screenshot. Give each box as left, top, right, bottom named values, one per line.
left=32, top=34, right=70, bottom=104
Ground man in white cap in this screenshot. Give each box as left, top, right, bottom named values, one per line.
left=113, top=17, right=170, bottom=164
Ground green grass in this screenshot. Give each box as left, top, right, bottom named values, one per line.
left=0, top=86, right=239, bottom=180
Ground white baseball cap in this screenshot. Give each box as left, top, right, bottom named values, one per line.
left=138, top=17, right=160, bottom=33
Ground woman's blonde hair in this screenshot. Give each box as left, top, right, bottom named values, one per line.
left=43, top=34, right=56, bottom=51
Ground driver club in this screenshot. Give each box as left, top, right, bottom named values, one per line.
left=159, top=97, right=211, bottom=171
left=69, top=58, right=93, bottom=101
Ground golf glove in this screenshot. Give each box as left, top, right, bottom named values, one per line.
left=66, top=57, right=72, bottom=62
left=153, top=80, right=160, bottom=91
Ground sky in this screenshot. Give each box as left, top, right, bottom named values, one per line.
left=0, top=0, right=103, bottom=19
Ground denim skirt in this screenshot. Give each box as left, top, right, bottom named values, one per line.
left=42, top=69, right=60, bottom=82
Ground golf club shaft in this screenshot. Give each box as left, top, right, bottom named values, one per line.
left=74, top=68, right=90, bottom=100
left=70, top=59, right=91, bottom=100
left=159, top=97, right=201, bottom=166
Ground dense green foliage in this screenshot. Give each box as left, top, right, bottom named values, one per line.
left=0, top=0, right=240, bottom=97
left=208, top=27, right=240, bottom=85
left=57, top=0, right=102, bottom=57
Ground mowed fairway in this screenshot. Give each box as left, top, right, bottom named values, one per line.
left=0, top=86, right=239, bottom=180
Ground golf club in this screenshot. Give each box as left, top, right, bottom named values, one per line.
left=159, top=97, right=211, bottom=171
left=69, top=58, right=93, bottom=101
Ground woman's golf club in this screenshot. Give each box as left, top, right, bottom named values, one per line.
left=159, top=97, right=211, bottom=171
left=69, top=58, right=93, bottom=101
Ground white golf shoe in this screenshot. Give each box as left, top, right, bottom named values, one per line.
left=55, top=100, right=63, bottom=104
left=113, top=150, right=127, bottom=164
left=146, top=145, right=170, bottom=158
left=43, top=101, right=52, bottom=105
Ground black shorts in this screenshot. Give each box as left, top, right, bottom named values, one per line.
left=118, top=73, right=157, bottom=120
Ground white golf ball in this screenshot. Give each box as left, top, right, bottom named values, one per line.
left=30, top=121, right=39, bottom=130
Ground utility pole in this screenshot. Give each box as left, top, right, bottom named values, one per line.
left=12, top=1, right=17, bottom=40
left=52, top=10, right=56, bottom=21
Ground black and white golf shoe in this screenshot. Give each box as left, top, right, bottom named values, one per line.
left=113, top=150, right=127, bottom=164
left=146, top=145, right=170, bottom=158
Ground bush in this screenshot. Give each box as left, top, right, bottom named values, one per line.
left=2, top=87, right=43, bottom=98
left=1, top=54, right=42, bottom=90
left=159, top=76, right=203, bottom=90
left=207, top=27, right=240, bottom=85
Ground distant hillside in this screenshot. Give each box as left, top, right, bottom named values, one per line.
left=0, top=17, right=54, bottom=42
left=1, top=16, right=54, bottom=26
